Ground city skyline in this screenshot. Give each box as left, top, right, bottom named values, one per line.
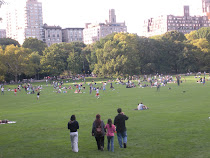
left=0, top=0, right=204, bottom=35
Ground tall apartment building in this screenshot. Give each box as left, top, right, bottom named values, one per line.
left=83, top=9, right=127, bottom=44
left=142, top=6, right=210, bottom=37
left=62, top=28, right=84, bottom=43
left=43, top=24, right=62, bottom=46
left=0, top=29, right=6, bottom=38
left=6, top=0, right=43, bottom=44
left=202, top=0, right=210, bottom=19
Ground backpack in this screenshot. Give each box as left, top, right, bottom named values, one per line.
left=96, top=125, right=103, bottom=135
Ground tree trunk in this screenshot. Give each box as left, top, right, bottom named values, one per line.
left=15, top=75, right=18, bottom=83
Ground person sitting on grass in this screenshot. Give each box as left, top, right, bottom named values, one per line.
left=134, top=102, right=149, bottom=110
left=57, top=89, right=62, bottom=93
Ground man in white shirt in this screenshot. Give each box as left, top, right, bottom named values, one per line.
left=1, top=86, right=4, bottom=95
left=134, top=102, right=148, bottom=110
left=137, top=103, right=144, bottom=110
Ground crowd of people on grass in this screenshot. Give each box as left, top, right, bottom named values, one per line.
left=1, top=73, right=209, bottom=154
left=1, top=73, right=209, bottom=99
left=67, top=108, right=128, bottom=153
left=0, top=83, right=42, bottom=96
left=196, top=76, right=206, bottom=84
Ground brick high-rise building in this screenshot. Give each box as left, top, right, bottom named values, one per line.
left=42, top=24, right=62, bottom=47
left=83, top=9, right=127, bottom=44
left=62, top=28, right=84, bottom=43
left=202, top=0, right=210, bottom=19
left=142, top=6, right=210, bottom=37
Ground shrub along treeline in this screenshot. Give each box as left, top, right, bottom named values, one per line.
left=0, top=27, right=209, bottom=82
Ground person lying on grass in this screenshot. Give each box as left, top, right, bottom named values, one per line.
left=0, top=120, right=8, bottom=124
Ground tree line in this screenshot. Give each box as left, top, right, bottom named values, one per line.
left=0, top=27, right=209, bottom=82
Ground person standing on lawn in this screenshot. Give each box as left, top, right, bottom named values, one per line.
left=114, top=108, right=129, bottom=148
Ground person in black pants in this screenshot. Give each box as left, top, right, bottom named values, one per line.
left=92, top=114, right=106, bottom=151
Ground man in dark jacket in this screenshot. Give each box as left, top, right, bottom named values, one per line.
left=114, top=108, right=129, bottom=148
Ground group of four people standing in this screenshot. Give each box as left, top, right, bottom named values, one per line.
left=67, top=108, right=129, bottom=152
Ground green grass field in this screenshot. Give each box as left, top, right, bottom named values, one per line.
left=0, top=76, right=210, bottom=158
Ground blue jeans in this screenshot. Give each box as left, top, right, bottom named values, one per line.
left=117, top=131, right=127, bottom=148
left=107, top=136, right=114, bottom=152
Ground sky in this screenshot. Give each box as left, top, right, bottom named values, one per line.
left=0, top=0, right=203, bottom=35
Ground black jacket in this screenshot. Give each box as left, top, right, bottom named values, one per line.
left=114, top=113, right=129, bottom=132
left=68, top=121, right=79, bottom=132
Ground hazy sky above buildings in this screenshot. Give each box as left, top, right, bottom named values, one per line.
left=0, top=0, right=203, bottom=35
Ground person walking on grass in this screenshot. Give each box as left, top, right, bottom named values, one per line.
left=96, top=87, right=100, bottom=99
left=92, top=114, right=106, bottom=151
left=203, top=77, right=205, bottom=85
left=89, top=84, right=92, bottom=94
left=105, top=119, right=116, bottom=152
left=37, top=91, right=40, bottom=100
left=157, top=83, right=160, bottom=91
left=14, top=88, right=17, bottom=96
left=114, top=108, right=129, bottom=148
left=68, top=115, right=79, bottom=152
left=1, top=86, right=4, bottom=95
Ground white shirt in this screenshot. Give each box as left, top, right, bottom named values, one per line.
left=137, top=104, right=144, bottom=110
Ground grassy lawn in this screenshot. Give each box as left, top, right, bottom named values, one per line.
left=0, top=76, right=210, bottom=158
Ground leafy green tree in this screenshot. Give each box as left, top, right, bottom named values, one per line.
left=61, top=42, right=87, bottom=74
left=186, top=27, right=210, bottom=42
left=41, top=44, right=67, bottom=76
left=22, top=37, right=47, bottom=55
left=162, top=30, right=186, bottom=42
left=195, top=27, right=210, bottom=42
left=81, top=46, right=91, bottom=73
left=138, top=38, right=161, bottom=74
left=92, top=33, right=140, bottom=77
left=192, top=38, right=210, bottom=53
left=0, top=38, right=20, bottom=48
left=186, top=28, right=210, bottom=71
left=1, top=45, right=31, bottom=82
left=0, top=46, right=7, bottom=81
left=67, top=50, right=82, bottom=74
left=185, top=31, right=198, bottom=41
left=176, top=43, right=199, bottom=73
left=25, top=52, right=41, bottom=79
